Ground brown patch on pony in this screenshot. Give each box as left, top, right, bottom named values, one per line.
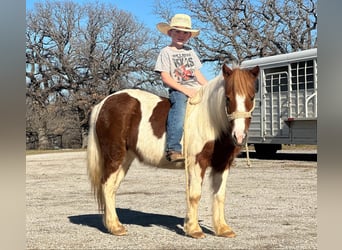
left=196, top=141, right=214, bottom=179
left=222, top=65, right=258, bottom=98
left=149, top=98, right=170, bottom=138
left=196, top=132, right=243, bottom=178
left=96, top=93, right=142, bottom=183
left=222, top=65, right=259, bottom=114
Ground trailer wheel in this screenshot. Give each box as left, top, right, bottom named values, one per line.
left=254, top=144, right=282, bottom=158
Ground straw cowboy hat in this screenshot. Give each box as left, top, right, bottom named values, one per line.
left=157, top=14, right=200, bottom=38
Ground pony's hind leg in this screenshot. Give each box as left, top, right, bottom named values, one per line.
left=211, top=168, right=236, bottom=238
left=102, top=153, right=134, bottom=236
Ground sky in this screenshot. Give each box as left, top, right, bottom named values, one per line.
left=26, top=0, right=159, bottom=29
left=25, top=0, right=216, bottom=79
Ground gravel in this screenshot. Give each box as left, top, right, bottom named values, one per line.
left=26, top=149, right=317, bottom=249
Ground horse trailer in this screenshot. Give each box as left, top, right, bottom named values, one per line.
left=241, top=48, right=317, bottom=155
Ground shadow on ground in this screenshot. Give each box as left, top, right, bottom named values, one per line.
left=239, top=151, right=317, bottom=161
left=68, top=208, right=213, bottom=236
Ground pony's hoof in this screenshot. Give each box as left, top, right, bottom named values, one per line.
left=108, top=225, right=127, bottom=236
left=217, top=230, right=236, bottom=238
left=187, top=231, right=206, bottom=239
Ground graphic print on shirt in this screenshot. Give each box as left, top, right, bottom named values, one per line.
left=172, top=53, right=195, bottom=82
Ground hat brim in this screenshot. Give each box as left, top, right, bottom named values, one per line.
left=157, top=23, right=200, bottom=38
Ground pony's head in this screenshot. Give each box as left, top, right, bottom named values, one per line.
left=222, top=64, right=260, bottom=146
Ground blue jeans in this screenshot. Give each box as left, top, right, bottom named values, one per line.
left=166, top=90, right=188, bottom=153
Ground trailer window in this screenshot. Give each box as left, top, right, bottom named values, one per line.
left=291, top=60, right=315, bottom=90
left=264, top=66, right=288, bottom=92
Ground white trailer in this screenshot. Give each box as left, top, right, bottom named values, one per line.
left=241, top=48, right=317, bottom=155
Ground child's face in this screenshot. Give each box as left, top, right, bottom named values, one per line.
left=168, top=29, right=192, bottom=48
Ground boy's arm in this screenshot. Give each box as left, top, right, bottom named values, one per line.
left=160, top=71, right=198, bottom=98
left=194, top=69, right=208, bottom=86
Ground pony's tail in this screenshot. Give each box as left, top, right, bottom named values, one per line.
left=87, top=103, right=105, bottom=211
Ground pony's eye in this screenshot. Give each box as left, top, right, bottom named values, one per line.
left=226, top=96, right=230, bottom=105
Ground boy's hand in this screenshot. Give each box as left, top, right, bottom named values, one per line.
left=183, top=88, right=198, bottom=98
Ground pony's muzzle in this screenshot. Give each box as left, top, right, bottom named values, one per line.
left=233, top=131, right=247, bottom=147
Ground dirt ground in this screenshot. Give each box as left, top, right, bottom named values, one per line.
left=26, top=149, right=317, bottom=249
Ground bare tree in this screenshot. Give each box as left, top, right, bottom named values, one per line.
left=26, top=0, right=162, bottom=149
left=155, top=0, right=317, bottom=72
left=26, top=1, right=85, bottom=148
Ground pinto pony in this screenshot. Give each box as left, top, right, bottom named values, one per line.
left=87, top=64, right=259, bottom=238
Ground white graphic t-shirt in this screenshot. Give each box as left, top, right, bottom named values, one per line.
left=154, top=46, right=203, bottom=89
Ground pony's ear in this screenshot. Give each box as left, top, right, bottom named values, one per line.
left=250, top=66, right=260, bottom=78
left=222, top=64, right=233, bottom=77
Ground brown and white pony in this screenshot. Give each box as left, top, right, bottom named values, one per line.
left=87, top=64, right=259, bottom=238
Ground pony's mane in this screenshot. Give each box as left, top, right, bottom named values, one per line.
left=192, top=74, right=228, bottom=138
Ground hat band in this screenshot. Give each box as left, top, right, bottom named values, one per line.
left=171, top=26, right=193, bottom=31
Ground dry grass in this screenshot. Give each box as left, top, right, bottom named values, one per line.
left=26, top=144, right=317, bottom=156
left=281, top=144, right=317, bottom=150
left=245, top=144, right=317, bottom=151
left=26, top=148, right=86, bottom=155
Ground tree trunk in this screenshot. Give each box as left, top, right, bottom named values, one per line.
left=38, top=127, right=49, bottom=149
left=81, top=127, right=88, bottom=149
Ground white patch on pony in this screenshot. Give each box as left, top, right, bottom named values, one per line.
left=232, top=94, right=247, bottom=145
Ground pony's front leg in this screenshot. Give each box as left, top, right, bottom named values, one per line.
left=212, top=168, right=236, bottom=237
left=184, top=161, right=206, bottom=239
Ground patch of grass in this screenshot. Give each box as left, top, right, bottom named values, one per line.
left=245, top=144, right=317, bottom=151
left=282, top=144, right=317, bottom=150
left=26, top=148, right=86, bottom=155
